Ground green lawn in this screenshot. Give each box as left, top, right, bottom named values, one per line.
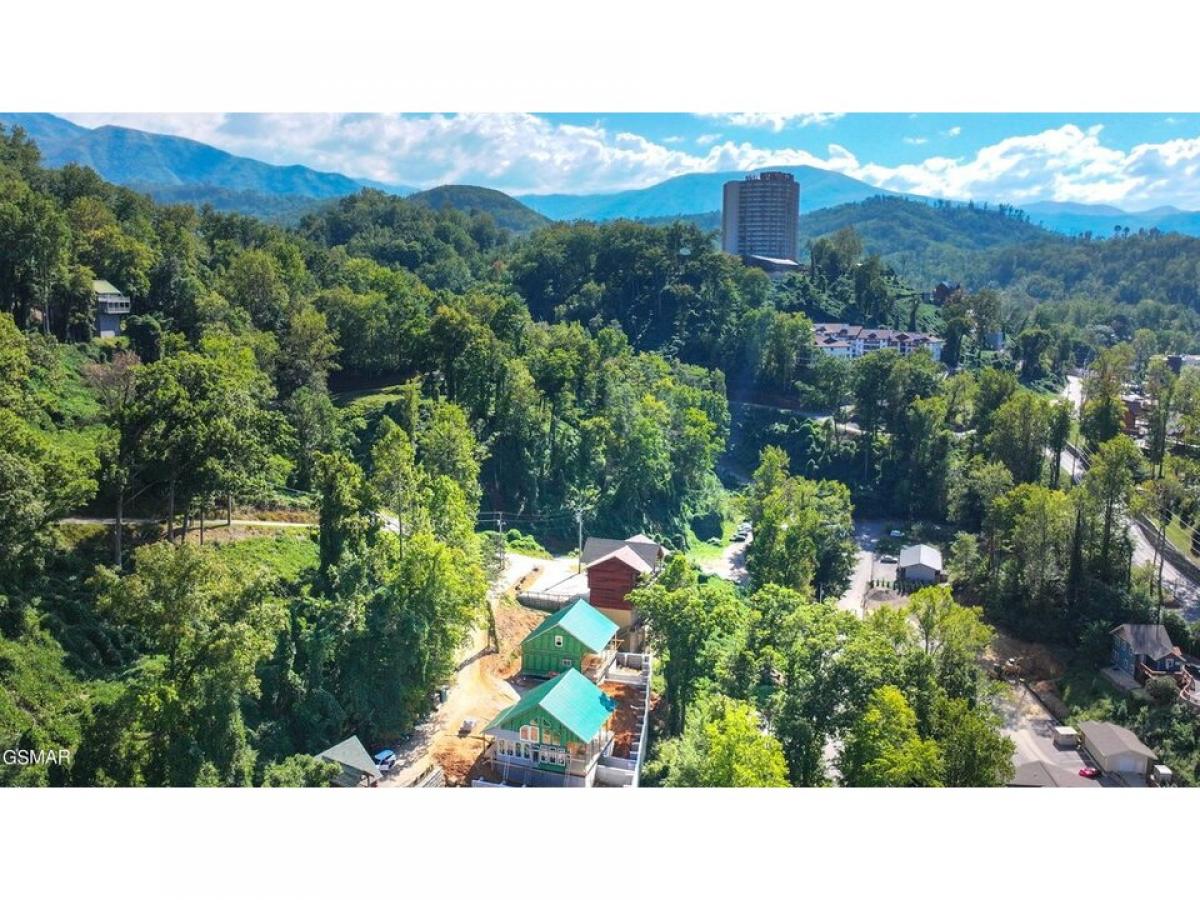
left=684, top=516, right=740, bottom=564
left=1164, top=515, right=1200, bottom=565
left=212, top=532, right=318, bottom=583
left=331, top=383, right=409, bottom=411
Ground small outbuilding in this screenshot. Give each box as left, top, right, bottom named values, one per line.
left=898, top=543, right=943, bottom=583
left=314, top=735, right=381, bottom=787
left=1077, top=720, right=1156, bottom=781
left=1052, top=725, right=1080, bottom=749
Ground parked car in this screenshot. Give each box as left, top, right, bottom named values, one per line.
left=889, top=529, right=904, bottom=539
left=1078, top=766, right=1100, bottom=779
left=730, top=532, right=747, bottom=543
left=374, top=749, right=398, bottom=773
left=459, top=718, right=477, bottom=736
left=880, top=554, right=898, bottom=564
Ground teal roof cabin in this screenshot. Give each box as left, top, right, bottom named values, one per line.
left=485, top=668, right=618, bottom=785
left=521, top=598, right=619, bottom=681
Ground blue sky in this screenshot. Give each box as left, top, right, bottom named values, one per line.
left=62, top=112, right=1200, bottom=209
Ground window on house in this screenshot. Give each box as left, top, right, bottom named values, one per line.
left=554, top=635, right=563, bottom=647
left=519, top=725, right=540, bottom=743
left=562, top=658, right=573, bottom=669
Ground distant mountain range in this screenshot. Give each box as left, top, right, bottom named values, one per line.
left=4, top=113, right=1200, bottom=239
left=1021, top=201, right=1200, bottom=238
left=0, top=113, right=416, bottom=214
left=516, top=165, right=902, bottom=221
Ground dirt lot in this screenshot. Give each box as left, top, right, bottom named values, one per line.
left=863, top=585, right=905, bottom=613
left=431, top=598, right=546, bottom=785
left=176, top=522, right=315, bottom=545
left=600, top=681, right=648, bottom=758
left=984, top=631, right=1070, bottom=682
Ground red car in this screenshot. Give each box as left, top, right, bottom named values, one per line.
left=1078, top=766, right=1100, bottom=779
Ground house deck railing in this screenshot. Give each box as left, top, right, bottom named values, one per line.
left=1138, top=660, right=1200, bottom=713
left=516, top=589, right=588, bottom=612
left=582, top=643, right=619, bottom=682
left=1180, top=669, right=1200, bottom=712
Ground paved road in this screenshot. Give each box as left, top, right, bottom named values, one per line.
left=60, top=516, right=316, bottom=529
left=1063, top=373, right=1083, bottom=413
left=994, top=682, right=1105, bottom=783
left=695, top=535, right=750, bottom=585
left=835, top=519, right=890, bottom=618
left=1056, top=378, right=1200, bottom=621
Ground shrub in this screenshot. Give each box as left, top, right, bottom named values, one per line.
left=1146, top=675, right=1179, bottom=706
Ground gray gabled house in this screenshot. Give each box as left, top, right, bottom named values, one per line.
left=898, top=544, right=943, bottom=583
left=314, top=735, right=381, bottom=787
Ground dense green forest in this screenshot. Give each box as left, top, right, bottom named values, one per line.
left=646, top=196, right=1200, bottom=352
left=0, top=124, right=737, bottom=784
left=5, top=119, right=1200, bottom=787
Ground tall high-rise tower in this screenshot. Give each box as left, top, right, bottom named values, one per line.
left=721, top=171, right=800, bottom=261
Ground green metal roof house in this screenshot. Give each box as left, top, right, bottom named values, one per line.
left=521, top=598, right=619, bottom=681
left=485, top=668, right=618, bottom=786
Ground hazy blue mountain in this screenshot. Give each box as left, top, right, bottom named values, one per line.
left=0, top=112, right=416, bottom=199
left=7, top=113, right=1200, bottom=240
left=517, top=165, right=901, bottom=221
left=405, top=184, right=549, bottom=233
left=1022, top=200, right=1200, bottom=237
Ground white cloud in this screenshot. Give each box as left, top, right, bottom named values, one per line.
left=847, top=124, right=1200, bottom=209
left=944, top=126, right=962, bottom=137
left=63, top=112, right=718, bottom=193
left=661, top=135, right=685, bottom=144
left=903, top=136, right=928, bottom=145
left=59, top=113, right=848, bottom=194
left=701, top=112, right=844, bottom=132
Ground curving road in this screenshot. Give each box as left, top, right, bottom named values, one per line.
left=1059, top=376, right=1200, bottom=621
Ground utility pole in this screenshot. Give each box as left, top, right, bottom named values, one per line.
left=576, top=508, right=584, bottom=573
left=496, top=511, right=506, bottom=577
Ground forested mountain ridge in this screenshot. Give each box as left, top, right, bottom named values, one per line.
left=0, top=112, right=416, bottom=203
left=638, top=195, right=1200, bottom=333
left=1023, top=200, right=1200, bottom=238
left=797, top=196, right=1200, bottom=314
left=406, top=184, right=550, bottom=234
